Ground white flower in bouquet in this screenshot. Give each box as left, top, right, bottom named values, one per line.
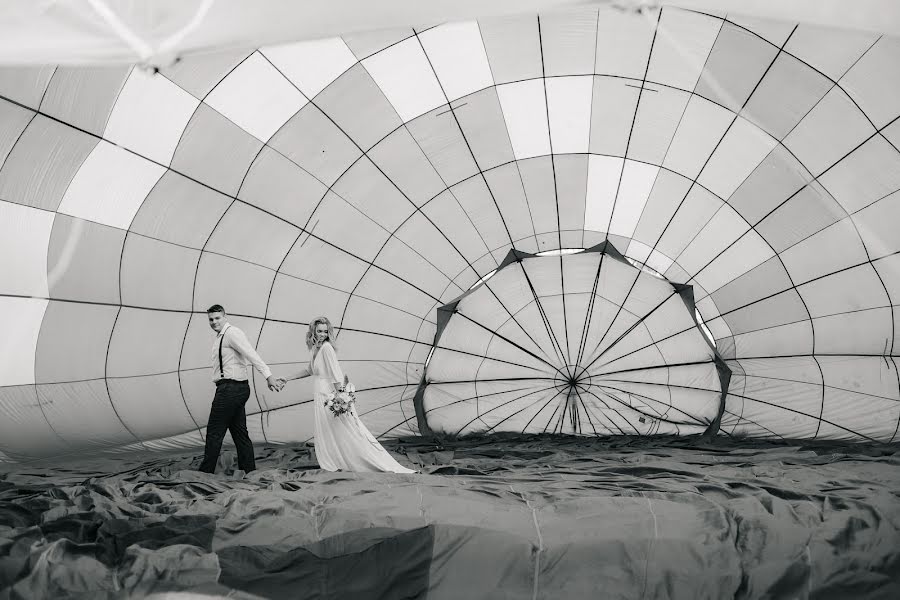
left=324, top=382, right=357, bottom=417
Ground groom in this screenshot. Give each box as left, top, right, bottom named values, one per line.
left=199, top=304, right=282, bottom=474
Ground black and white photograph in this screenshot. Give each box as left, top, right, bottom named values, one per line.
left=1, top=1, right=899, bottom=598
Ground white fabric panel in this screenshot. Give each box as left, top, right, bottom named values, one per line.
left=261, top=38, right=357, bottom=98
left=698, top=117, right=777, bottom=200
left=0, top=297, right=47, bottom=386
left=0, top=201, right=53, bottom=297
left=419, top=22, right=494, bottom=101
left=648, top=9, right=721, bottom=91
left=363, top=37, right=446, bottom=121
left=609, top=161, right=659, bottom=238
left=205, top=52, right=307, bottom=142
left=694, top=229, right=775, bottom=294
left=545, top=76, right=593, bottom=154
left=663, top=96, right=734, bottom=180
left=583, top=155, right=624, bottom=232
left=496, top=79, right=551, bottom=159
left=104, top=68, right=199, bottom=165
left=57, top=142, right=165, bottom=230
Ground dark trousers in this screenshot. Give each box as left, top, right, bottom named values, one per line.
left=199, top=379, right=256, bottom=473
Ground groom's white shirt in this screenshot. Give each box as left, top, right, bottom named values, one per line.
left=211, top=323, right=273, bottom=382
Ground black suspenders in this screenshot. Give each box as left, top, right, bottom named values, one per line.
left=218, top=327, right=226, bottom=379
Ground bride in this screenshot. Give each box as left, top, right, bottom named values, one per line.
left=278, top=317, right=415, bottom=473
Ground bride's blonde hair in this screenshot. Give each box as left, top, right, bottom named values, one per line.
left=306, top=316, right=336, bottom=351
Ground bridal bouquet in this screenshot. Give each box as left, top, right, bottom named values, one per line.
left=324, top=382, right=356, bottom=417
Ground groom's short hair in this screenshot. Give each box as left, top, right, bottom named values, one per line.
left=207, top=304, right=225, bottom=314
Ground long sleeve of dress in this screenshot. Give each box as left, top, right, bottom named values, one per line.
left=320, top=342, right=344, bottom=384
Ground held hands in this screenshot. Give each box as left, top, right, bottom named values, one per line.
left=266, top=375, right=284, bottom=392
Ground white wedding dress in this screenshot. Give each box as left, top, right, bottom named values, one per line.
left=311, top=341, right=415, bottom=473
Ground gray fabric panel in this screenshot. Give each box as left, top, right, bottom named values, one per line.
left=540, top=7, right=598, bottom=76
left=798, top=264, right=889, bottom=319
left=812, top=307, right=892, bottom=355
left=449, top=176, right=511, bottom=252
left=0, top=100, right=33, bottom=169
left=170, top=104, right=263, bottom=196
left=239, top=146, right=328, bottom=227
left=421, top=189, right=491, bottom=264
left=628, top=85, right=689, bottom=165
left=192, top=252, right=276, bottom=316
left=741, top=52, right=832, bottom=141
left=106, top=373, right=192, bottom=439
left=819, top=135, right=900, bottom=214
left=728, top=144, right=812, bottom=225
left=129, top=170, right=231, bottom=248
left=873, top=253, right=900, bottom=306
left=784, top=23, right=877, bottom=82
left=37, top=380, right=136, bottom=448
left=711, top=256, right=793, bottom=315
left=35, top=301, right=119, bottom=383
left=755, top=182, right=846, bottom=252
left=721, top=289, right=809, bottom=336
left=47, top=215, right=125, bottom=304
left=120, top=234, right=200, bottom=311
left=883, top=119, right=900, bottom=150
left=406, top=103, right=480, bottom=188
left=840, top=36, right=900, bottom=128
left=656, top=185, right=721, bottom=259
left=374, top=237, right=455, bottom=301
left=780, top=218, right=869, bottom=284
left=0, top=66, right=56, bottom=109
left=517, top=156, right=559, bottom=235
left=0, top=385, right=69, bottom=458
left=342, top=28, right=415, bottom=60
left=280, top=235, right=369, bottom=292
left=395, top=211, right=474, bottom=289
left=307, top=191, right=390, bottom=260
left=589, top=76, right=640, bottom=158
left=0, top=115, right=98, bottom=211
left=483, top=161, right=537, bottom=245
left=369, top=126, right=446, bottom=207
left=268, top=101, right=361, bottom=187
left=267, top=272, right=350, bottom=323
left=39, top=66, right=131, bottom=136
left=161, top=49, right=253, bottom=98
left=695, top=23, right=779, bottom=114
left=632, top=168, right=694, bottom=248
left=205, top=201, right=301, bottom=270
left=783, top=87, right=875, bottom=177
left=332, top=156, right=416, bottom=231
left=315, top=63, right=402, bottom=150
left=479, top=14, right=543, bottom=84
left=553, top=154, right=588, bottom=233
left=452, top=87, right=516, bottom=172
left=852, top=189, right=900, bottom=260
left=107, top=308, right=191, bottom=376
